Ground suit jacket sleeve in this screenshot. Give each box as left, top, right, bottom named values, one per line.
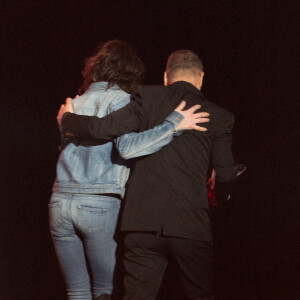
left=61, top=92, right=144, bottom=141
left=212, top=111, right=236, bottom=201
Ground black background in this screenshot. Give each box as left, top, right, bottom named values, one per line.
left=1, top=1, right=299, bottom=299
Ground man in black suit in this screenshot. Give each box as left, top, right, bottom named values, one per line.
left=58, top=50, right=236, bottom=299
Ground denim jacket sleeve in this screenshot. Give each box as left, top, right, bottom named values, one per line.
left=107, top=99, right=184, bottom=160
left=115, top=112, right=183, bottom=159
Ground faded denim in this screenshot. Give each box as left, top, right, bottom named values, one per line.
left=49, top=193, right=120, bottom=300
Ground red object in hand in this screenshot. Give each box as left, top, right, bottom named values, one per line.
left=207, top=188, right=217, bottom=206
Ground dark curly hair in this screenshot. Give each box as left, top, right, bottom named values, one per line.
left=80, top=40, right=145, bottom=94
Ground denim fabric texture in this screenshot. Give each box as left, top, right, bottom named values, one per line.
left=53, top=83, right=131, bottom=197
left=49, top=193, right=120, bottom=300
left=116, top=110, right=183, bottom=159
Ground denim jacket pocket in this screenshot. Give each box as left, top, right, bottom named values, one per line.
left=49, top=202, right=63, bottom=230
left=77, top=205, right=106, bottom=233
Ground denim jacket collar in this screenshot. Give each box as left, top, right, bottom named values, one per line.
left=88, top=82, right=121, bottom=91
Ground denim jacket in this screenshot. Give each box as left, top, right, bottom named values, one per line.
left=53, top=82, right=183, bottom=197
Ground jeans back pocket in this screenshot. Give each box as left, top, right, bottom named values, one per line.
left=77, top=205, right=106, bottom=233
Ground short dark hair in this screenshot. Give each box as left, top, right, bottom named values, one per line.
left=166, top=50, right=203, bottom=82
left=80, top=40, right=145, bottom=94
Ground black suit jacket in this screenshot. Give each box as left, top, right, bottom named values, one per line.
left=62, top=81, right=236, bottom=241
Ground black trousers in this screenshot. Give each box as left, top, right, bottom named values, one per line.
left=123, top=232, right=214, bottom=300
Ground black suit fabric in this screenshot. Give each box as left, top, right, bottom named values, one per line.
left=120, top=81, right=236, bottom=242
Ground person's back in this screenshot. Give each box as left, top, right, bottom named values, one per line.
left=121, top=81, right=236, bottom=240
left=53, top=83, right=130, bottom=196
left=121, top=50, right=236, bottom=300
left=50, top=40, right=145, bottom=300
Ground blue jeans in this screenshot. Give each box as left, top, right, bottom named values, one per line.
left=49, top=192, right=120, bottom=300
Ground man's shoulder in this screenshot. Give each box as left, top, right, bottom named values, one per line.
left=133, top=85, right=171, bottom=107
left=138, top=85, right=168, bottom=95
left=204, top=99, right=234, bottom=121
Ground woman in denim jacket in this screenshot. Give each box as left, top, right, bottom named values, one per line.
left=50, top=40, right=146, bottom=300
left=50, top=40, right=189, bottom=300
